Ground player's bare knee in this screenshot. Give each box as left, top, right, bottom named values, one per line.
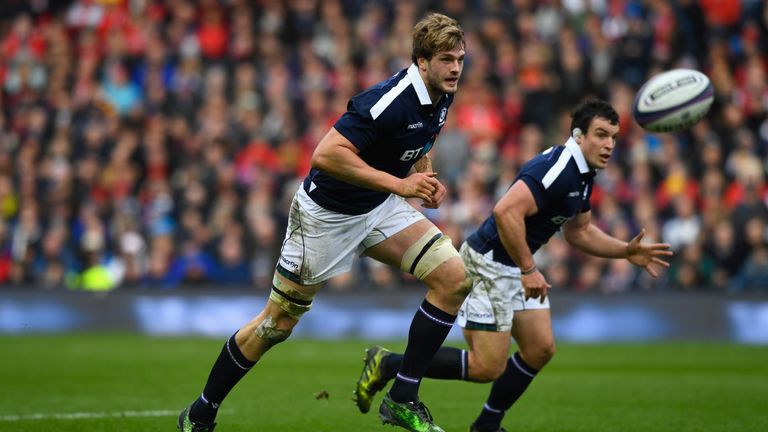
left=442, top=263, right=471, bottom=300
left=521, top=342, right=556, bottom=369
left=425, top=260, right=469, bottom=306
left=542, top=342, right=556, bottom=363
left=456, top=267, right=473, bottom=297
left=471, top=358, right=507, bottom=383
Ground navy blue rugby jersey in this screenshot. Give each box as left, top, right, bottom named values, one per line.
left=467, top=138, right=596, bottom=267
left=302, top=64, right=453, bottom=215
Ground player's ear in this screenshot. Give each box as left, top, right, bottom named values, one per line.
left=572, top=127, right=582, bottom=142
left=418, top=58, right=427, bottom=70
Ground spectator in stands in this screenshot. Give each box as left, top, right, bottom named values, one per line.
left=0, top=0, right=766, bottom=292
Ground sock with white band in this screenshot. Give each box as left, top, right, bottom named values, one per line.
left=388, top=299, right=457, bottom=403
left=472, top=351, right=538, bottom=431
left=189, top=332, right=257, bottom=425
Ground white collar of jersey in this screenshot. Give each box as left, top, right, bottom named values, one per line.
left=407, top=64, right=433, bottom=106
left=565, top=137, right=590, bottom=174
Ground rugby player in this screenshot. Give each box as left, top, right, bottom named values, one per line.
left=179, top=13, right=469, bottom=432
left=354, top=99, right=673, bottom=432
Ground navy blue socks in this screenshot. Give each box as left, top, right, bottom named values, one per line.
left=384, top=346, right=468, bottom=380
left=388, top=300, right=457, bottom=402
left=473, top=351, right=538, bottom=431
left=189, top=332, right=256, bottom=424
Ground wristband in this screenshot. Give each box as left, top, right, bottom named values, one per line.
left=521, top=265, right=537, bottom=275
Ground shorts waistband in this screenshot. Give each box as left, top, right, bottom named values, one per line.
left=466, top=238, right=519, bottom=269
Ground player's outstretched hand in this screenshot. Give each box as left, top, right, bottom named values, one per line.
left=398, top=172, right=439, bottom=203
left=626, top=228, right=674, bottom=278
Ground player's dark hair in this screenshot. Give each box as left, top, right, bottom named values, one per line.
left=570, top=98, right=619, bottom=136
left=411, top=13, right=465, bottom=64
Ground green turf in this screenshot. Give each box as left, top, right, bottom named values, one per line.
left=0, top=334, right=766, bottom=431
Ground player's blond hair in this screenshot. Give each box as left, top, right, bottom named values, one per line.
left=411, top=13, right=465, bottom=64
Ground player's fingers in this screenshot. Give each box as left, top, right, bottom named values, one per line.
left=649, top=243, right=672, bottom=251
left=419, top=183, right=435, bottom=195
left=653, top=249, right=674, bottom=256
left=422, top=177, right=438, bottom=188
left=653, top=257, right=670, bottom=267
left=645, top=265, right=659, bottom=278
left=631, top=229, right=646, bottom=244
left=433, top=187, right=446, bottom=204
left=540, top=287, right=548, bottom=304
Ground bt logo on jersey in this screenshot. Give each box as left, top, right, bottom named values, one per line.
left=401, top=134, right=436, bottom=161
left=400, top=147, right=423, bottom=161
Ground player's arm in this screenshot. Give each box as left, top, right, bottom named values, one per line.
left=413, top=153, right=432, bottom=173
left=562, top=212, right=673, bottom=277
left=311, top=127, right=439, bottom=202
left=562, top=211, right=629, bottom=258
left=494, top=181, right=537, bottom=271
left=493, top=180, right=552, bottom=301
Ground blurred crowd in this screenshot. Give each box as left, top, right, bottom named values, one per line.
left=0, top=0, right=767, bottom=293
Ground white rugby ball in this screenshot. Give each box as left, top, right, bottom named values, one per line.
left=633, top=68, right=714, bottom=133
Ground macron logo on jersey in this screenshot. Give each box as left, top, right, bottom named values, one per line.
left=407, top=122, right=423, bottom=129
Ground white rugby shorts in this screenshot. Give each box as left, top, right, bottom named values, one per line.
left=277, top=185, right=426, bottom=285
left=458, top=242, right=550, bottom=332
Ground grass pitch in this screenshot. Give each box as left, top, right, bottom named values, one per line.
left=0, top=334, right=766, bottom=432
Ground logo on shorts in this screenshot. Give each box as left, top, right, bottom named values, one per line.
left=280, top=256, right=299, bottom=270
left=468, top=312, right=494, bottom=320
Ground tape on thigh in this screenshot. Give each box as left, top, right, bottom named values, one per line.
left=270, top=273, right=314, bottom=319
left=400, top=226, right=461, bottom=280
